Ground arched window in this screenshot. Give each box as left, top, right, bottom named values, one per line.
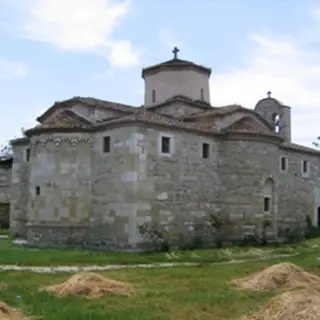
left=152, top=89, right=156, bottom=103
left=200, top=88, right=204, bottom=101
left=272, top=113, right=280, bottom=133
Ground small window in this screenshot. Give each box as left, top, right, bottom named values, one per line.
left=280, top=156, right=287, bottom=171
left=25, top=148, right=30, bottom=162
left=161, top=136, right=170, bottom=154
left=264, top=197, right=270, bottom=212
left=200, top=88, right=204, bottom=101
left=103, top=136, right=110, bottom=153
left=202, top=143, right=209, bottom=159
left=302, top=160, right=309, bottom=174
left=35, top=186, right=40, bottom=196
left=152, top=89, right=156, bottom=103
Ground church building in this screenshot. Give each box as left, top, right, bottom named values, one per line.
left=9, top=48, right=320, bottom=249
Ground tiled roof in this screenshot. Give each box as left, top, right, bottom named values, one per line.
left=185, top=105, right=244, bottom=119
left=25, top=109, right=95, bottom=136
left=281, top=142, right=320, bottom=154
left=223, top=116, right=279, bottom=137
left=95, top=110, right=221, bottom=134
left=142, top=58, right=211, bottom=78
left=255, top=97, right=287, bottom=108
left=37, top=96, right=137, bottom=123
left=145, top=95, right=213, bottom=111
left=69, top=97, right=137, bottom=113
left=10, top=137, right=29, bottom=145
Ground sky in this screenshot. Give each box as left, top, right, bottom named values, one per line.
left=0, top=0, right=320, bottom=148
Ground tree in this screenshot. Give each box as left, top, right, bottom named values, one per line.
left=0, top=144, right=12, bottom=161
left=313, top=136, right=320, bottom=148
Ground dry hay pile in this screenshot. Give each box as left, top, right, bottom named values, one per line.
left=42, top=272, right=133, bottom=299
left=230, top=262, right=320, bottom=291
left=0, top=301, right=29, bottom=320
left=242, top=289, right=320, bottom=320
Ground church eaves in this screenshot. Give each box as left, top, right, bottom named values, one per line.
left=141, top=58, right=212, bottom=78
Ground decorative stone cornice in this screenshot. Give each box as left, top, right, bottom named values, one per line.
left=30, top=135, right=92, bottom=149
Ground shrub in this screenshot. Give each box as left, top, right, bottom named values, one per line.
left=208, top=213, right=234, bottom=248
left=283, top=228, right=305, bottom=244
left=137, top=222, right=170, bottom=252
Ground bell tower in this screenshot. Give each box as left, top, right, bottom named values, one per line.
left=254, top=91, right=291, bottom=142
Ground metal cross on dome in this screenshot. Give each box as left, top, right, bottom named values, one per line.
left=172, top=46, right=179, bottom=59
left=267, top=90, right=272, bottom=98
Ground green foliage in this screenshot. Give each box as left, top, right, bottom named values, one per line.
left=137, top=222, right=170, bottom=252
left=0, top=144, right=12, bottom=161
left=283, top=228, right=305, bottom=244
left=304, top=214, right=320, bottom=239
left=208, top=213, right=235, bottom=248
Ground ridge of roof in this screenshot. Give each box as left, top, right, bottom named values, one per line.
left=37, top=96, right=138, bottom=123
left=142, top=58, right=211, bottom=78
left=145, top=95, right=213, bottom=111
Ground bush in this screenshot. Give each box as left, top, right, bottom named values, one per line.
left=283, top=228, right=305, bottom=244
left=137, top=223, right=170, bottom=252
left=304, top=215, right=320, bottom=239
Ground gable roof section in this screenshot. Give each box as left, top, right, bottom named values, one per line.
left=142, top=58, right=212, bottom=78
left=25, top=110, right=94, bottom=137
left=222, top=116, right=278, bottom=137
left=46, top=109, right=94, bottom=126
left=185, top=105, right=274, bottom=130
left=37, top=96, right=137, bottom=123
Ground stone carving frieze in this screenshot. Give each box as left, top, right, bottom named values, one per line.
left=31, top=136, right=92, bottom=149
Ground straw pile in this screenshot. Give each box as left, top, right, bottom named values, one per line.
left=42, top=272, right=133, bottom=299
left=242, top=289, right=320, bottom=320
left=230, top=262, right=320, bottom=291
left=0, top=301, right=29, bottom=320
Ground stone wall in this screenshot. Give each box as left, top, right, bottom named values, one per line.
left=10, top=141, right=30, bottom=237
left=90, top=126, right=143, bottom=250
left=278, top=146, right=320, bottom=231
left=26, top=133, right=92, bottom=245
left=0, top=160, right=11, bottom=229
left=218, top=137, right=280, bottom=238
left=9, top=124, right=320, bottom=250
left=132, top=126, right=320, bottom=247
left=144, top=69, right=210, bottom=106
left=132, top=126, right=220, bottom=247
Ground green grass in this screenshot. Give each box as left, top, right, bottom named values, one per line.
left=0, top=251, right=319, bottom=319
left=0, top=229, right=9, bottom=235
left=0, top=239, right=300, bottom=266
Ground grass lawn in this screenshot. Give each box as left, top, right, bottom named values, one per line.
left=0, top=251, right=319, bottom=319
left=0, top=239, right=304, bottom=266
left=0, top=229, right=9, bottom=235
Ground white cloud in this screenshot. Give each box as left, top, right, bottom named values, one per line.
left=210, top=33, right=320, bottom=147
left=108, top=40, right=140, bottom=67
left=19, top=0, right=139, bottom=67
left=0, top=58, right=27, bottom=79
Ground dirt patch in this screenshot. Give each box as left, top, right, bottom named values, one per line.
left=230, top=262, right=320, bottom=291
left=242, top=289, right=320, bottom=320
left=42, top=272, right=133, bottom=299
left=0, top=282, right=8, bottom=289
left=0, top=301, right=29, bottom=320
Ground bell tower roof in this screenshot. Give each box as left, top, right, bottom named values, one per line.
left=141, top=47, right=211, bottom=78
